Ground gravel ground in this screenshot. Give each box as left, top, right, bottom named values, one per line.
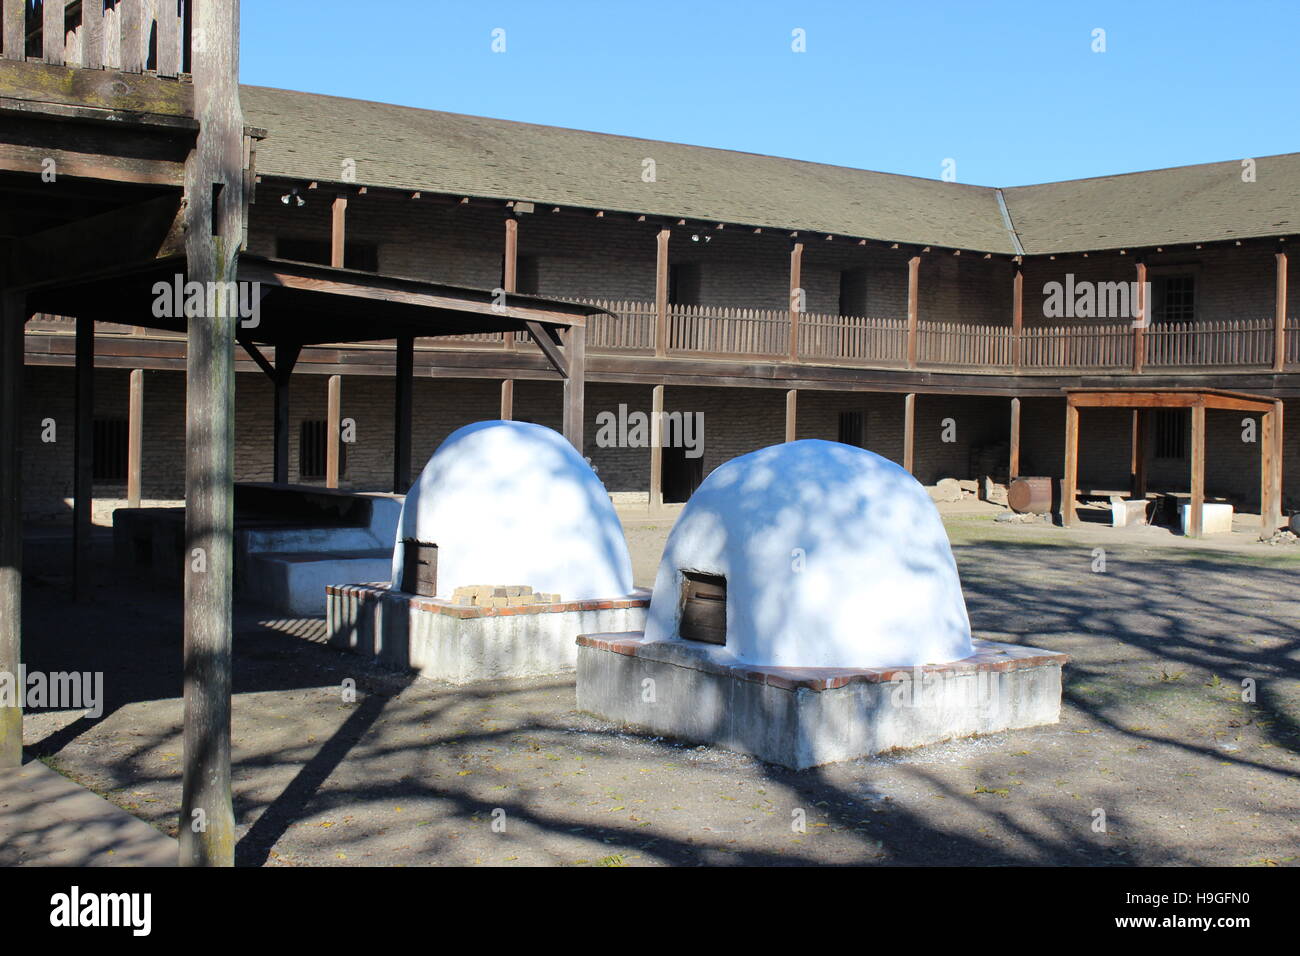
left=14, top=511, right=1300, bottom=866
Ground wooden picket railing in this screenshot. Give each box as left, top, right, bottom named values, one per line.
left=667, top=303, right=789, bottom=357
left=798, top=313, right=908, bottom=364
left=1144, top=317, right=1274, bottom=367
left=1022, top=322, right=1133, bottom=369
left=570, top=298, right=656, bottom=352
left=916, top=319, right=1013, bottom=367
left=2, top=0, right=190, bottom=77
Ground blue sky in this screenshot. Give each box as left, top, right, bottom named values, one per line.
left=242, top=1, right=1300, bottom=186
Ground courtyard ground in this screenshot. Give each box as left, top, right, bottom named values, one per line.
left=11, top=506, right=1300, bottom=866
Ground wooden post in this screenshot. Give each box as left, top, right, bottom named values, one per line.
left=655, top=229, right=670, bottom=357
left=788, top=242, right=803, bottom=362
left=906, top=256, right=920, bottom=368
left=1063, top=400, right=1079, bottom=527
left=502, top=215, right=517, bottom=381
left=500, top=379, right=514, bottom=420
left=563, top=325, right=587, bottom=455
left=127, top=369, right=144, bottom=508
left=330, top=194, right=347, bottom=268
left=1262, top=400, right=1284, bottom=536
left=903, top=392, right=916, bottom=474
left=785, top=389, right=798, bottom=443
left=271, top=345, right=295, bottom=484
left=1275, top=251, right=1288, bottom=372
left=1130, top=409, right=1148, bottom=500
left=1011, top=265, right=1024, bottom=369
left=0, top=292, right=25, bottom=769
left=393, top=335, right=413, bottom=493
left=649, top=384, right=664, bottom=512
left=1133, top=260, right=1147, bottom=373
left=1009, top=396, right=1021, bottom=479
left=180, top=0, right=245, bottom=868
left=1189, top=402, right=1206, bottom=538
left=326, top=374, right=341, bottom=488
left=73, top=316, right=94, bottom=603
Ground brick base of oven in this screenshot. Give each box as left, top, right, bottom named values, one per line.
left=575, top=633, right=1068, bottom=770
left=326, top=584, right=651, bottom=684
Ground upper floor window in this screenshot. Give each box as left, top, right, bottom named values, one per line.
left=276, top=237, right=379, bottom=273
left=1154, top=275, right=1195, bottom=324
left=838, top=269, right=869, bottom=317
left=668, top=263, right=701, bottom=306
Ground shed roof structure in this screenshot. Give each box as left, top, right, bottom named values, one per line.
left=1062, top=388, right=1285, bottom=538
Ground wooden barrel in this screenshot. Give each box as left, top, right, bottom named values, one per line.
left=1007, top=476, right=1053, bottom=514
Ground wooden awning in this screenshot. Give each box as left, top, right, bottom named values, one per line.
left=1062, top=387, right=1284, bottom=538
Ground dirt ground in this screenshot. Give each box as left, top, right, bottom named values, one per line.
left=14, top=506, right=1300, bottom=866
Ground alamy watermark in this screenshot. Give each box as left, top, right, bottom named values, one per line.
left=1043, top=273, right=1149, bottom=327
left=152, top=274, right=262, bottom=328
left=0, top=668, right=103, bottom=718
left=595, top=404, right=704, bottom=458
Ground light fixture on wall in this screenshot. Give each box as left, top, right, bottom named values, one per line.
left=280, top=188, right=306, bottom=207
left=690, top=233, right=711, bottom=244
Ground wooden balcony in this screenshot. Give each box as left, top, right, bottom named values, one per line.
left=3, top=0, right=189, bottom=77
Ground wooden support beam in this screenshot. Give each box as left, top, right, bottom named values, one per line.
left=1275, top=251, right=1288, bottom=372
left=563, top=325, right=586, bottom=455
left=326, top=374, right=341, bottom=489
left=502, top=215, right=517, bottom=379
left=655, top=228, right=669, bottom=357
left=903, top=392, right=916, bottom=474
left=271, top=345, right=299, bottom=485
left=1189, top=402, right=1206, bottom=537
left=906, top=256, right=920, bottom=368
left=393, top=335, right=414, bottom=493
left=526, top=320, right=568, bottom=377
left=1011, top=266, right=1024, bottom=369
left=499, top=378, right=514, bottom=420
left=330, top=195, right=347, bottom=268
left=1130, top=409, right=1148, bottom=500
left=73, top=317, right=94, bottom=603
left=788, top=242, right=803, bottom=362
left=1009, top=396, right=1021, bottom=479
left=785, top=388, right=798, bottom=443
left=1063, top=402, right=1079, bottom=527
left=1262, top=400, right=1284, bottom=536
left=179, top=0, right=244, bottom=869
left=649, top=384, right=664, bottom=512
left=1133, top=261, right=1147, bottom=373
left=128, top=368, right=144, bottom=508
left=0, top=292, right=25, bottom=769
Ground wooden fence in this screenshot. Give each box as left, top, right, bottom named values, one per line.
left=1022, top=323, right=1133, bottom=369
left=667, top=303, right=789, bottom=357
left=3, top=0, right=190, bottom=76
left=798, top=313, right=908, bottom=364
left=917, top=319, right=1013, bottom=367
left=1144, top=317, right=1274, bottom=367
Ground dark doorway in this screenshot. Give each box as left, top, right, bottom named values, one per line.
left=662, top=445, right=703, bottom=503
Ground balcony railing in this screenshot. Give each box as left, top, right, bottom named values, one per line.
left=3, top=0, right=190, bottom=77
left=33, top=305, right=1300, bottom=375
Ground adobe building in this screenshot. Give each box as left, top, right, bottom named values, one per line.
left=16, top=86, right=1298, bottom=529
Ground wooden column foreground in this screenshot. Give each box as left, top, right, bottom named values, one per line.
left=127, top=369, right=144, bottom=508
left=180, top=0, right=245, bottom=868
left=499, top=379, right=514, bottom=420
left=649, top=384, right=664, bottom=512
left=1188, top=403, right=1206, bottom=538
left=655, top=228, right=670, bottom=357
left=1062, top=401, right=1079, bottom=527
left=1275, top=251, right=1289, bottom=372
left=1130, top=409, right=1148, bottom=500
left=0, top=292, right=25, bottom=769
left=393, top=335, right=414, bottom=493
left=1011, top=266, right=1024, bottom=369
left=785, top=389, right=798, bottom=443
left=73, top=317, right=94, bottom=603
left=563, top=325, right=587, bottom=455
left=330, top=195, right=347, bottom=268
left=1262, top=400, right=1284, bottom=536
left=1009, top=396, right=1021, bottom=479
left=788, top=242, right=803, bottom=362
left=326, top=374, right=341, bottom=489
left=1133, top=261, right=1148, bottom=373
left=906, top=256, right=921, bottom=368
left=903, top=392, right=916, bottom=474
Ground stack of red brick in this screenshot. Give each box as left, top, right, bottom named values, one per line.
left=449, top=584, right=561, bottom=608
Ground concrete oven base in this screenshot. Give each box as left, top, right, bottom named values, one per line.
left=327, top=584, right=650, bottom=684
left=575, top=633, right=1068, bottom=770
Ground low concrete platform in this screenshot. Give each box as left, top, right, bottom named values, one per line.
left=0, top=761, right=176, bottom=866
left=327, top=583, right=651, bottom=684
left=576, top=633, right=1068, bottom=770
